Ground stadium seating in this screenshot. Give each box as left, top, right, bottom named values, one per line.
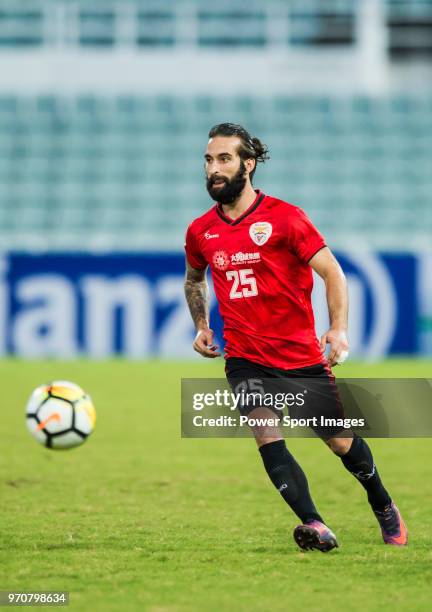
left=0, top=1, right=430, bottom=53
left=0, top=94, right=430, bottom=251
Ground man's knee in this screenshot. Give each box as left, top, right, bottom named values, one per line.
left=245, top=406, right=282, bottom=447
left=325, top=435, right=353, bottom=456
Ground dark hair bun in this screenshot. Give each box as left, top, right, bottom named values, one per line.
left=251, top=137, right=270, bottom=163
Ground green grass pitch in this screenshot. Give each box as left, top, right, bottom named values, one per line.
left=1, top=359, right=431, bottom=611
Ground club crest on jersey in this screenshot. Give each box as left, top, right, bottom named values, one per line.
left=212, top=250, right=230, bottom=271
left=249, top=221, right=272, bottom=246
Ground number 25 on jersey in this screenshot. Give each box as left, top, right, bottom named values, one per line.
left=226, top=268, right=258, bottom=299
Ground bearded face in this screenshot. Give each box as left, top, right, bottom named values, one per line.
left=206, top=159, right=247, bottom=204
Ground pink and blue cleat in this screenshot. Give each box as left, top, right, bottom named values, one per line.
left=374, top=502, right=408, bottom=546
left=293, top=520, right=339, bottom=552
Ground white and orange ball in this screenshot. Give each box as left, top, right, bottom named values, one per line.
left=26, top=381, right=96, bottom=449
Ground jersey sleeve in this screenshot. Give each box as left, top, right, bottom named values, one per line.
left=184, top=223, right=208, bottom=270
left=288, top=208, right=326, bottom=263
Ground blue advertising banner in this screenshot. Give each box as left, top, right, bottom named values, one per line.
left=0, top=251, right=423, bottom=359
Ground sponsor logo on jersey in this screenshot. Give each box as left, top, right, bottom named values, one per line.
left=204, top=232, right=219, bottom=240
left=231, top=251, right=261, bottom=265
left=249, top=221, right=272, bottom=246
left=212, top=250, right=230, bottom=271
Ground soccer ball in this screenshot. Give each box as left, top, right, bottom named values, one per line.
left=25, top=381, right=96, bottom=449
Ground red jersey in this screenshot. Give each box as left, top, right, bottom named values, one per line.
left=184, top=190, right=327, bottom=370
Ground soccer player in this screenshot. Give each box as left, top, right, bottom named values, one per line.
left=184, top=123, right=408, bottom=551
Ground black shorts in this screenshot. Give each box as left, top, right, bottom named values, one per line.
left=225, top=357, right=348, bottom=439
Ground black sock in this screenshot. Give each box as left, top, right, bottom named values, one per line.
left=340, top=434, right=391, bottom=511
left=259, top=439, right=324, bottom=524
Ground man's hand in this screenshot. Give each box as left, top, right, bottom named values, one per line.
left=320, top=328, right=349, bottom=367
left=193, top=327, right=221, bottom=358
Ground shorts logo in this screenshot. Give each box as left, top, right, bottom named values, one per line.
left=249, top=221, right=272, bottom=246
left=212, top=250, right=230, bottom=271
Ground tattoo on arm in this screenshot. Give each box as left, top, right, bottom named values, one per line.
left=184, top=260, right=209, bottom=330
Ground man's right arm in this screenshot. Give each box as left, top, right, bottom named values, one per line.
left=184, top=260, right=221, bottom=358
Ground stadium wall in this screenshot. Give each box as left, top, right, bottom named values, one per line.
left=0, top=251, right=430, bottom=359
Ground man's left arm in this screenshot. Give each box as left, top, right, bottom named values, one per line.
left=308, top=246, right=349, bottom=367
